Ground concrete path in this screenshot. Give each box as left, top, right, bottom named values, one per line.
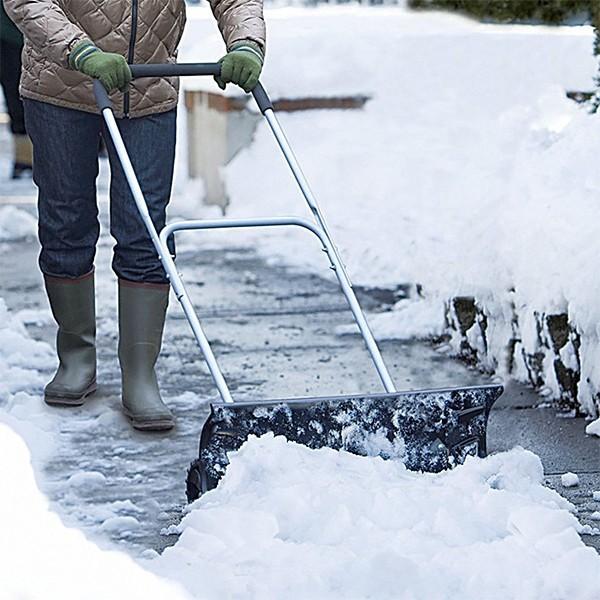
left=0, top=128, right=598, bottom=557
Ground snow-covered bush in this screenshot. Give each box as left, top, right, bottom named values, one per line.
left=408, top=0, right=592, bottom=24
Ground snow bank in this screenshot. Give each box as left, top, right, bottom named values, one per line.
left=151, top=434, right=600, bottom=599
left=176, top=7, right=600, bottom=415
left=0, top=424, right=191, bottom=600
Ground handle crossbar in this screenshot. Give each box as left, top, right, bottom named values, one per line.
left=93, top=64, right=273, bottom=114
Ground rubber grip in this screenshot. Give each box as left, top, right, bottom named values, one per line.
left=93, top=80, right=112, bottom=111
left=130, top=63, right=221, bottom=78
left=252, top=83, right=274, bottom=114
left=127, top=64, right=274, bottom=114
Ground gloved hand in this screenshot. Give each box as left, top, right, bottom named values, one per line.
left=69, top=40, right=132, bottom=92
left=215, top=41, right=264, bottom=93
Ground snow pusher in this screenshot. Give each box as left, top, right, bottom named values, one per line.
left=93, top=65, right=503, bottom=502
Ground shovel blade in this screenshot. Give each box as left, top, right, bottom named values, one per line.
left=186, top=384, right=502, bottom=501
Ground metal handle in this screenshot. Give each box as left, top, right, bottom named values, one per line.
left=93, top=64, right=397, bottom=400
left=129, top=63, right=221, bottom=78
left=135, top=63, right=273, bottom=113
left=93, top=64, right=273, bottom=114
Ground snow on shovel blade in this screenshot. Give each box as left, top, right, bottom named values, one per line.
left=186, top=384, right=503, bottom=501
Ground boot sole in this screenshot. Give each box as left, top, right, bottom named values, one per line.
left=44, top=380, right=97, bottom=407
left=122, top=407, right=175, bottom=432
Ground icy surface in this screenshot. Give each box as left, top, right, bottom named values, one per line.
left=2, top=6, right=600, bottom=597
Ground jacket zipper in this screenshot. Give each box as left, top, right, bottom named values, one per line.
left=124, top=0, right=138, bottom=117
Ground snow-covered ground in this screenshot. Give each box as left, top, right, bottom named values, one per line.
left=175, top=6, right=600, bottom=420
left=1, top=255, right=600, bottom=598
left=0, top=425, right=191, bottom=600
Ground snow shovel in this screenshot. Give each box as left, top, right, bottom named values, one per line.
left=93, top=66, right=503, bottom=502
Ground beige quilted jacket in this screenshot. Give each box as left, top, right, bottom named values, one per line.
left=3, top=0, right=266, bottom=118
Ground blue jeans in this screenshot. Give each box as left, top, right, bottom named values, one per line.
left=24, top=99, right=176, bottom=283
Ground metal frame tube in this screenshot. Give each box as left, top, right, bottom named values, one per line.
left=101, top=108, right=234, bottom=404
left=99, top=82, right=397, bottom=402
left=160, top=217, right=396, bottom=393
left=261, top=109, right=397, bottom=393
left=160, top=217, right=396, bottom=392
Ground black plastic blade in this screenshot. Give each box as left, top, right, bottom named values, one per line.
left=186, top=384, right=503, bottom=502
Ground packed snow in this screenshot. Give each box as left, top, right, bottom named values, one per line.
left=175, top=6, right=600, bottom=417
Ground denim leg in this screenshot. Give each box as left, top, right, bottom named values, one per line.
left=24, top=99, right=101, bottom=278
left=104, top=109, right=176, bottom=284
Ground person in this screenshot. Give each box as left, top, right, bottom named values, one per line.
left=0, top=2, right=32, bottom=178
left=3, top=0, right=265, bottom=431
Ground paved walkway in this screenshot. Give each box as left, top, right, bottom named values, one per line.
left=0, top=125, right=598, bottom=557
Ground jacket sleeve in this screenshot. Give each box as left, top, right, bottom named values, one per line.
left=209, top=0, right=266, bottom=53
left=2, top=0, right=87, bottom=66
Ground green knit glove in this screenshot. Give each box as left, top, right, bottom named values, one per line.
left=215, top=42, right=264, bottom=93
left=69, top=40, right=132, bottom=93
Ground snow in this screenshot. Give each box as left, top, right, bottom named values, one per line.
left=100, top=515, right=142, bottom=535
left=3, top=5, right=600, bottom=599
left=1, top=292, right=600, bottom=597
left=593, top=491, right=600, bottom=501
left=0, top=205, right=37, bottom=241
left=0, top=298, right=56, bottom=459
left=176, top=6, right=600, bottom=415
left=0, top=424, right=192, bottom=600
left=585, top=417, right=600, bottom=436
left=336, top=296, right=446, bottom=340
left=148, top=435, right=600, bottom=599
left=561, top=472, right=580, bottom=488
left=67, top=470, right=108, bottom=489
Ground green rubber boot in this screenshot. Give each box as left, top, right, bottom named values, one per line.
left=44, top=272, right=97, bottom=406
left=118, top=280, right=174, bottom=431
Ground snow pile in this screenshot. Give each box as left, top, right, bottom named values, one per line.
left=176, top=7, right=600, bottom=414
left=0, top=205, right=37, bottom=241
left=0, top=423, right=191, bottom=600
left=150, top=435, right=600, bottom=599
